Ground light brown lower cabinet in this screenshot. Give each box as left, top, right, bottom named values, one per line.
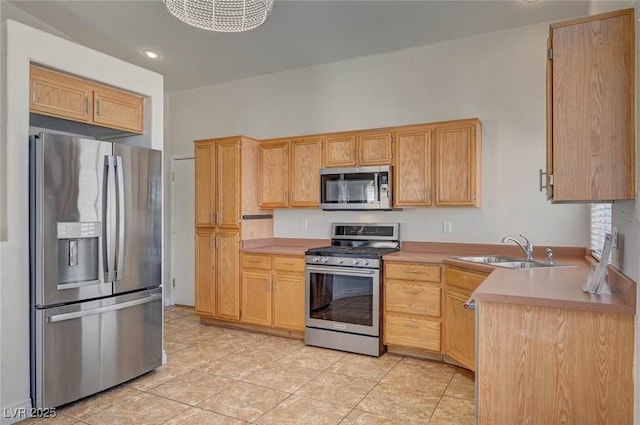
left=241, top=254, right=305, bottom=332
left=443, top=266, right=489, bottom=371
left=383, top=262, right=443, bottom=353
left=477, top=301, right=633, bottom=424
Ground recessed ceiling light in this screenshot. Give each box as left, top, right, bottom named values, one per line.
left=142, top=49, right=160, bottom=59
left=523, top=0, right=538, bottom=2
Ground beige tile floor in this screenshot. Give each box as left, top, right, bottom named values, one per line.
left=20, top=305, right=475, bottom=425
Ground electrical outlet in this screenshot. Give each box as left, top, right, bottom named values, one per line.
left=612, top=226, right=619, bottom=249
left=443, top=221, right=453, bottom=233
left=300, top=219, right=308, bottom=229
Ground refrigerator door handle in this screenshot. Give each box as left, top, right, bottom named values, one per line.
left=47, top=293, right=162, bottom=323
left=104, top=156, right=117, bottom=282
left=115, top=156, right=125, bottom=281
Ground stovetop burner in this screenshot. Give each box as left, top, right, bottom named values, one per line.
left=305, top=245, right=400, bottom=259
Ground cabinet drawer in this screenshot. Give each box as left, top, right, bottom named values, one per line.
left=242, top=254, right=272, bottom=270
left=274, top=256, right=305, bottom=273
left=445, top=266, right=489, bottom=292
left=385, top=263, right=441, bottom=282
left=384, top=314, right=440, bottom=352
left=385, top=280, right=441, bottom=317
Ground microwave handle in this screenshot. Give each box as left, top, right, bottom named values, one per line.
left=374, top=172, right=379, bottom=201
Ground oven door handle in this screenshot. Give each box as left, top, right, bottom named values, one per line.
left=306, top=266, right=375, bottom=276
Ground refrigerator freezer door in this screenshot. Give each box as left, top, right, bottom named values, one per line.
left=112, top=143, right=162, bottom=293
left=30, top=133, right=114, bottom=307
left=32, top=288, right=163, bottom=408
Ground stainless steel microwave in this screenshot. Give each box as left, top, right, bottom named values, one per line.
left=320, top=165, right=392, bottom=210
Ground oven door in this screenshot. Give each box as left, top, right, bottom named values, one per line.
left=305, top=265, right=380, bottom=336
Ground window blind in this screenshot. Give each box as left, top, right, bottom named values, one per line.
left=590, top=203, right=612, bottom=261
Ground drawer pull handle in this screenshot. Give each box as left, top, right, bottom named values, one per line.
left=403, top=290, right=420, bottom=295
left=404, top=323, right=420, bottom=329
left=248, top=259, right=262, bottom=263
left=282, top=262, right=294, bottom=266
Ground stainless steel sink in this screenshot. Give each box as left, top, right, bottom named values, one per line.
left=451, top=255, right=519, bottom=264
left=451, top=255, right=575, bottom=269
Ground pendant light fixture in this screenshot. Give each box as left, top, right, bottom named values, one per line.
left=164, top=0, right=273, bottom=32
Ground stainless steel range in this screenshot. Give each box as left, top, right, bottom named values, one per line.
left=304, top=223, right=400, bottom=357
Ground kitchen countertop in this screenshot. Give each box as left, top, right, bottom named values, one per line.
left=385, top=242, right=635, bottom=316
left=243, top=239, right=636, bottom=315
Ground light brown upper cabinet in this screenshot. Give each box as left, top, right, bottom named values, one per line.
left=195, top=142, right=215, bottom=226
left=544, top=9, right=635, bottom=202
left=260, top=141, right=289, bottom=208
left=289, top=137, right=323, bottom=207
left=323, top=134, right=356, bottom=167
left=357, top=130, right=393, bottom=166
left=434, top=119, right=482, bottom=207
left=260, top=137, right=322, bottom=208
left=323, top=130, right=392, bottom=167
left=393, top=125, right=433, bottom=207
left=30, top=65, right=144, bottom=134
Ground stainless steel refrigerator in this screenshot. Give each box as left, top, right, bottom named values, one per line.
left=29, top=132, right=163, bottom=409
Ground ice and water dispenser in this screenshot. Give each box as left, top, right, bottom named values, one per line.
left=56, top=222, right=101, bottom=288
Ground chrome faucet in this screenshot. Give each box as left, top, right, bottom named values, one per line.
left=501, top=234, right=533, bottom=261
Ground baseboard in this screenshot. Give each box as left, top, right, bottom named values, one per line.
left=1, top=399, right=34, bottom=425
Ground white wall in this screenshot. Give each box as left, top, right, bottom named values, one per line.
left=0, top=20, right=163, bottom=424
left=168, top=21, right=588, bottom=248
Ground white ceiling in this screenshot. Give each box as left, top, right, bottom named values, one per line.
left=4, top=0, right=607, bottom=92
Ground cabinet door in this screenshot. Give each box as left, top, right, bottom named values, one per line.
left=434, top=121, right=481, bottom=206
left=260, top=142, right=289, bottom=208
left=216, top=230, right=240, bottom=320
left=290, top=138, right=322, bottom=207
left=323, top=134, right=356, bottom=167
left=93, top=85, right=144, bottom=134
left=357, top=131, right=392, bottom=165
left=273, top=272, right=305, bottom=331
left=30, top=66, right=92, bottom=123
left=444, top=288, right=475, bottom=371
left=217, top=140, right=240, bottom=228
left=241, top=271, right=272, bottom=326
left=194, top=141, right=215, bottom=227
left=548, top=10, right=634, bottom=201
left=393, top=127, right=432, bottom=207
left=195, top=230, right=215, bottom=316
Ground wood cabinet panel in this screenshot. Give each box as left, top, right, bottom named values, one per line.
left=273, top=256, right=305, bottom=273
left=445, top=266, right=488, bottom=292
left=92, top=86, right=144, bottom=134
left=478, top=301, right=633, bottom=424
left=393, top=127, right=432, bottom=206
left=434, top=122, right=480, bottom=206
left=217, top=140, right=240, bottom=228
left=273, top=272, right=305, bottom=331
left=357, top=131, right=392, bottom=165
left=30, top=65, right=144, bottom=134
left=385, top=262, right=441, bottom=282
left=290, top=138, right=322, bottom=207
left=195, top=230, right=215, bottom=316
left=242, top=254, right=272, bottom=270
left=323, top=134, right=356, bottom=167
left=195, top=142, right=215, bottom=227
left=30, top=66, right=92, bottom=123
left=386, top=280, right=441, bottom=317
left=547, top=9, right=635, bottom=201
left=241, top=271, right=272, bottom=326
left=216, top=231, right=240, bottom=320
left=384, top=314, right=441, bottom=351
left=260, top=142, right=289, bottom=208
left=444, top=288, right=475, bottom=371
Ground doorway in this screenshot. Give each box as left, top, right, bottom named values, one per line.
left=170, top=155, right=195, bottom=306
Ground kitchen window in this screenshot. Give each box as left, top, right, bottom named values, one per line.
left=590, top=203, right=612, bottom=261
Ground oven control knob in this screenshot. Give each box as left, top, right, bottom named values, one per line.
left=321, top=257, right=329, bottom=264
left=312, top=256, right=320, bottom=263
left=362, top=259, right=369, bottom=266
left=352, top=259, right=359, bottom=265
left=336, top=258, right=343, bottom=264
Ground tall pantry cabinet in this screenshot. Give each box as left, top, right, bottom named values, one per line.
left=194, top=136, right=272, bottom=320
